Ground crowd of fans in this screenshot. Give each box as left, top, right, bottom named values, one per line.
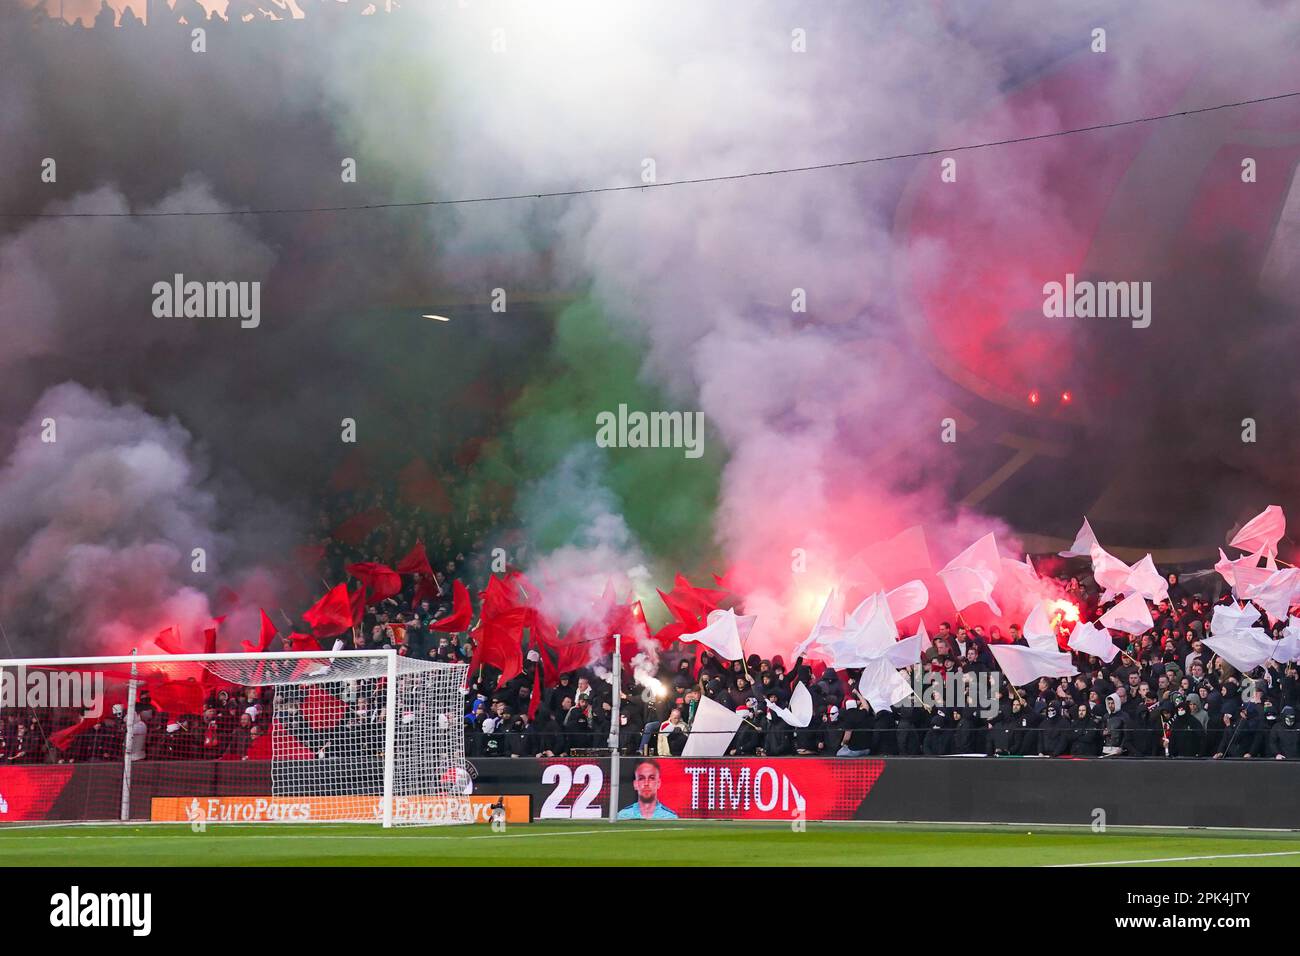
left=5, top=523, right=1300, bottom=766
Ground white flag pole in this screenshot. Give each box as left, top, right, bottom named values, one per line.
left=607, top=633, right=621, bottom=823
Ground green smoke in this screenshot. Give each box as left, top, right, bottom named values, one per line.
left=470, top=295, right=723, bottom=572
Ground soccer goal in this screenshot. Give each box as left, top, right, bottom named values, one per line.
left=0, top=650, right=469, bottom=827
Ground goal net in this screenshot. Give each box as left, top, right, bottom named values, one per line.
left=0, top=650, right=470, bottom=827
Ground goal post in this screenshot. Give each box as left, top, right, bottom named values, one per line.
left=0, top=649, right=470, bottom=827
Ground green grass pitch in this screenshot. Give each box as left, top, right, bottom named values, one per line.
left=3, top=821, right=1300, bottom=867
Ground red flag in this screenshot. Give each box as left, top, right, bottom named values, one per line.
left=303, top=584, right=354, bottom=638
left=153, top=626, right=186, bottom=655
left=397, top=542, right=441, bottom=605
left=287, top=632, right=321, bottom=652
left=467, top=606, right=529, bottom=684
left=554, top=635, right=594, bottom=675
left=346, top=562, right=402, bottom=603
left=396, top=541, right=434, bottom=577
left=481, top=575, right=520, bottom=617
left=658, top=588, right=704, bottom=628
left=674, top=573, right=728, bottom=607
left=432, top=580, right=473, bottom=632
left=653, top=620, right=694, bottom=649
left=149, top=678, right=206, bottom=716
left=349, top=585, right=367, bottom=627
left=242, top=609, right=278, bottom=653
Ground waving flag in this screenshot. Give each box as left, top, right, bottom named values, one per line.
left=793, top=588, right=845, bottom=659
left=1098, top=591, right=1153, bottom=636
left=241, top=609, right=279, bottom=654
left=1021, top=601, right=1059, bottom=651
left=989, top=644, right=1077, bottom=687
left=822, top=593, right=898, bottom=668
left=938, top=532, right=1002, bottom=615
left=766, top=682, right=813, bottom=728
left=1089, top=544, right=1133, bottom=595
left=1059, top=517, right=1099, bottom=558
left=1275, top=618, right=1300, bottom=664
left=1067, top=620, right=1118, bottom=662
left=1124, top=555, right=1169, bottom=603
left=1216, top=548, right=1276, bottom=596
left=855, top=658, right=915, bottom=712
left=1229, top=505, right=1286, bottom=558
left=681, top=607, right=745, bottom=662
left=431, top=580, right=473, bottom=632
left=345, top=562, right=402, bottom=603
left=1203, top=627, right=1277, bottom=674
left=1238, top=567, right=1300, bottom=622
left=883, top=579, right=929, bottom=621
left=302, top=584, right=356, bottom=638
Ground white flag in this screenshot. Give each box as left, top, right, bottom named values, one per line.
left=1229, top=505, right=1286, bottom=558
left=821, top=593, right=898, bottom=668
left=939, top=533, right=1003, bottom=616
left=855, top=658, right=914, bottom=712
left=682, top=695, right=745, bottom=757
left=766, top=682, right=813, bottom=728
left=1022, top=601, right=1059, bottom=652
left=1067, top=620, right=1118, bottom=662
left=989, top=644, right=1078, bottom=688
left=707, top=608, right=757, bottom=646
left=1275, top=618, right=1300, bottom=663
left=1089, top=543, right=1133, bottom=594
left=1203, top=628, right=1278, bottom=674
left=884, top=579, right=929, bottom=621
left=1099, top=591, right=1153, bottom=636
left=1059, top=517, right=1099, bottom=558
left=683, top=607, right=744, bottom=661
left=793, top=588, right=844, bottom=659
left=1237, top=568, right=1300, bottom=623
left=1211, top=601, right=1262, bottom=635
left=883, top=632, right=924, bottom=668
left=1124, top=554, right=1169, bottom=604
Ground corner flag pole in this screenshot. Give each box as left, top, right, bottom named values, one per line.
left=607, top=632, right=621, bottom=823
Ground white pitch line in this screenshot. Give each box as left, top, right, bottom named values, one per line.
left=1048, top=850, right=1300, bottom=867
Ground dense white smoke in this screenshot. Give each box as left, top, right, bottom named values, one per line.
left=0, top=383, right=291, bottom=655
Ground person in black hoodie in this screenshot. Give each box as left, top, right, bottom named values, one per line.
left=1269, top=705, right=1299, bottom=759
left=950, top=707, right=984, bottom=755
left=1224, top=703, right=1265, bottom=758
left=1167, top=695, right=1205, bottom=757
left=922, top=709, right=950, bottom=755
left=871, top=705, right=899, bottom=755
left=1069, top=703, right=1103, bottom=757
left=990, top=696, right=1037, bottom=755
left=1037, top=701, right=1072, bottom=757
